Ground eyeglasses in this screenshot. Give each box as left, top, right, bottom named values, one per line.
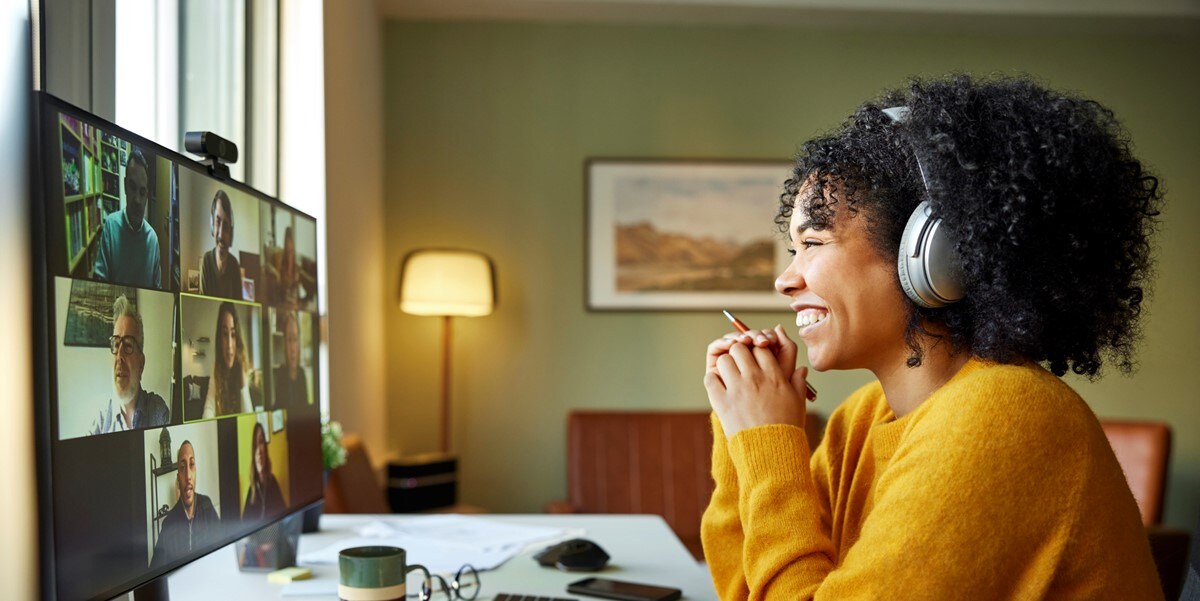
left=109, top=335, right=142, bottom=356
left=406, top=564, right=480, bottom=601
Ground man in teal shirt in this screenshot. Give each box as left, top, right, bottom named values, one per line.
left=93, top=147, right=162, bottom=288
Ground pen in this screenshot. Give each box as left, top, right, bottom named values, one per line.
left=722, top=309, right=818, bottom=402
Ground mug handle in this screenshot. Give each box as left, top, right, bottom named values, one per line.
left=405, top=564, right=433, bottom=601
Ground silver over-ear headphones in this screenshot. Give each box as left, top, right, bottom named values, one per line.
left=881, top=106, right=965, bottom=308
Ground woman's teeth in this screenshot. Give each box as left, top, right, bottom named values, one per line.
left=797, top=312, right=828, bottom=328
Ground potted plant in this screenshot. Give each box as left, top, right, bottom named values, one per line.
left=302, top=416, right=347, bottom=532
left=322, top=418, right=348, bottom=473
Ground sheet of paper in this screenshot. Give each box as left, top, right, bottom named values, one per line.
left=295, top=515, right=580, bottom=575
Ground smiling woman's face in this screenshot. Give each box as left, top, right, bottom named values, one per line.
left=219, top=311, right=237, bottom=369
left=774, top=184, right=911, bottom=373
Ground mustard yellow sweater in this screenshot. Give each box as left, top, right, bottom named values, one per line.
left=701, top=358, right=1162, bottom=600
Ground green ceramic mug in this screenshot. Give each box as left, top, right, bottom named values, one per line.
left=338, top=546, right=429, bottom=601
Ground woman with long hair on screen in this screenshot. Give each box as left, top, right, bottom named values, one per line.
left=701, top=74, right=1163, bottom=599
left=243, top=421, right=286, bottom=521
left=202, top=301, right=253, bottom=418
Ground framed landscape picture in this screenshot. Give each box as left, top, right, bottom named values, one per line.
left=586, top=159, right=794, bottom=311
left=64, top=279, right=138, bottom=346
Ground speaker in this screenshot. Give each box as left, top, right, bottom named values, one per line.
left=386, top=454, right=458, bottom=512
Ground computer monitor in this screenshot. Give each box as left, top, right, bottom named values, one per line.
left=30, top=92, right=324, bottom=600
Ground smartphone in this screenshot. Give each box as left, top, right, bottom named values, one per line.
left=567, top=577, right=682, bottom=601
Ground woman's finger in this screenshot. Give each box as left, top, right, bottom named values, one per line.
left=715, top=352, right=741, bottom=385
left=726, top=339, right=762, bottom=376
left=774, top=324, right=797, bottom=374
left=706, top=337, right=738, bottom=371
left=703, top=367, right=726, bottom=398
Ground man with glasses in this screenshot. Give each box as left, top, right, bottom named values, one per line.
left=89, top=294, right=170, bottom=435
left=92, top=146, right=163, bottom=288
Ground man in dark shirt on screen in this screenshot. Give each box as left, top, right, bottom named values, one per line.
left=151, top=440, right=220, bottom=568
left=198, top=189, right=243, bottom=299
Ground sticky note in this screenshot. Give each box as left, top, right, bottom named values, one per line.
left=268, top=566, right=313, bottom=584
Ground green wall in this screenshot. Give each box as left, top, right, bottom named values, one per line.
left=382, top=21, right=1200, bottom=529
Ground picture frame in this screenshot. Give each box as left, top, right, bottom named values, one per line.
left=586, top=158, right=794, bottom=311
left=64, top=280, right=137, bottom=346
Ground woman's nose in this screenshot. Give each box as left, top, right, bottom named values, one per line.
left=775, top=257, right=805, bottom=296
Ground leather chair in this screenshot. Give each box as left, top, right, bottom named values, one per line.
left=324, top=433, right=390, bottom=514
left=1100, top=419, right=1171, bottom=525
left=1098, top=419, right=1190, bottom=599
left=546, top=410, right=825, bottom=561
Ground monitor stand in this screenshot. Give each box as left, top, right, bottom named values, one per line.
left=130, top=575, right=169, bottom=601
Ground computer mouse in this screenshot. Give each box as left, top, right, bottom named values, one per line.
left=533, top=538, right=611, bottom=572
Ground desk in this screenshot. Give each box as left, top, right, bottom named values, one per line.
left=167, top=514, right=718, bottom=600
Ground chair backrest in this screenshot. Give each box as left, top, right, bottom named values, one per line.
left=1100, top=419, right=1172, bottom=526
left=565, top=411, right=714, bottom=559
left=325, top=433, right=390, bottom=514
left=563, top=410, right=827, bottom=560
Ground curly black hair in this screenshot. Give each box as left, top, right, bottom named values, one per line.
left=778, top=74, right=1161, bottom=378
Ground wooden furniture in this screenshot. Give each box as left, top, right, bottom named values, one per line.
left=324, top=435, right=482, bottom=515
left=546, top=410, right=825, bottom=561
left=323, top=434, right=389, bottom=514
left=57, top=115, right=123, bottom=277
left=1098, top=419, right=1190, bottom=600
left=1100, top=419, right=1172, bottom=526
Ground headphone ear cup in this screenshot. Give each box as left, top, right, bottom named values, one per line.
left=897, top=201, right=965, bottom=308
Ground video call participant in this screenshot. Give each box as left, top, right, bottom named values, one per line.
left=199, top=190, right=242, bottom=299
left=273, top=310, right=308, bottom=409
left=202, top=301, right=253, bottom=418
left=243, top=422, right=285, bottom=521
left=92, top=147, right=162, bottom=288
left=272, top=226, right=299, bottom=307
left=151, top=440, right=220, bottom=568
left=89, top=294, right=169, bottom=435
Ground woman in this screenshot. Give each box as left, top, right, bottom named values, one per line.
left=702, top=75, right=1163, bottom=599
left=243, top=421, right=286, bottom=521
left=202, top=301, right=253, bottom=418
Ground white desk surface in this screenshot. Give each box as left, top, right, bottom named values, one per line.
left=167, top=514, right=718, bottom=601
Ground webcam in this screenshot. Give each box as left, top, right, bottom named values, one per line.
left=185, top=131, right=238, bottom=179
left=185, top=131, right=238, bottom=164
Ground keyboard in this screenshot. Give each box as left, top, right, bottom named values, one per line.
left=493, top=594, right=577, bottom=601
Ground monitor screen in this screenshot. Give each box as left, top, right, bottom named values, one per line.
left=32, top=93, right=323, bottom=600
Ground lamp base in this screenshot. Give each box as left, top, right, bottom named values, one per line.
left=387, top=452, right=458, bottom=513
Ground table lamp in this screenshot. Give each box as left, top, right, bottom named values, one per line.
left=398, top=248, right=496, bottom=454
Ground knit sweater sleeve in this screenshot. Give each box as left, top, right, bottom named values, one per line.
left=700, top=413, right=751, bottom=600
left=724, top=364, right=1119, bottom=600
left=702, top=410, right=840, bottom=600
left=729, top=423, right=832, bottom=599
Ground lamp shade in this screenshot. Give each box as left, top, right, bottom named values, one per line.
left=399, top=249, right=496, bottom=317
